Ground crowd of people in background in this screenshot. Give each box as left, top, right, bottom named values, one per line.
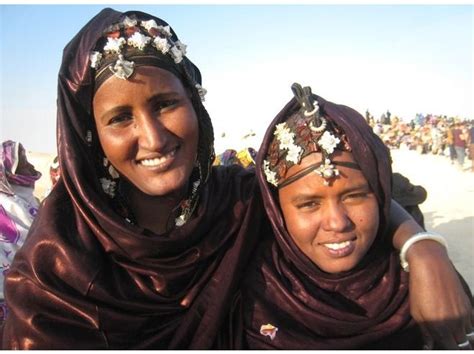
left=365, top=110, right=474, bottom=172
left=215, top=111, right=474, bottom=173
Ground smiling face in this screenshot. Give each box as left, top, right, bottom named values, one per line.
left=92, top=66, right=199, bottom=198
left=278, top=151, right=379, bottom=274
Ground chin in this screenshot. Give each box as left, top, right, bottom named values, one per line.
left=317, top=259, right=359, bottom=274
left=141, top=174, right=190, bottom=197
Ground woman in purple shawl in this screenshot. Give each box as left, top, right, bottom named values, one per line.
left=1, top=8, right=472, bottom=349
left=241, top=83, right=473, bottom=349
left=1, top=8, right=263, bottom=349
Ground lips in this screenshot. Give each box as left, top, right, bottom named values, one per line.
left=136, top=146, right=178, bottom=170
left=324, top=240, right=352, bottom=250
left=320, top=237, right=356, bottom=258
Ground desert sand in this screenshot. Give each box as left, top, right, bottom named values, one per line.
left=391, top=148, right=473, bottom=290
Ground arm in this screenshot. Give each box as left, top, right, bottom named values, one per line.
left=388, top=199, right=473, bottom=349
left=388, top=199, right=424, bottom=250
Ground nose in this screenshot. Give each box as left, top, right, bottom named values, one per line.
left=136, top=112, right=169, bottom=152
left=321, top=200, right=352, bottom=232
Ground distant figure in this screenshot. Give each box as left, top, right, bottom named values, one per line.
left=453, top=122, right=468, bottom=168
left=468, top=122, right=474, bottom=172
left=214, top=149, right=238, bottom=166
left=392, top=173, right=427, bottom=229
left=0, top=140, right=41, bottom=321
left=50, top=156, right=60, bottom=186
left=430, top=124, right=442, bottom=155
left=43, top=156, right=61, bottom=199
left=384, top=109, right=391, bottom=125
left=446, top=123, right=457, bottom=164
left=214, top=148, right=257, bottom=168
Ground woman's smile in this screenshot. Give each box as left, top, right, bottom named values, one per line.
left=319, top=237, right=357, bottom=258
left=93, top=66, right=199, bottom=198
left=136, top=145, right=179, bottom=169
left=279, top=152, right=379, bottom=274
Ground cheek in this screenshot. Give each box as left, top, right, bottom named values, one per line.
left=97, top=128, right=135, bottom=166
left=351, top=201, right=379, bottom=239
left=180, top=111, right=199, bottom=142
left=98, top=130, right=123, bottom=153
left=282, top=209, right=319, bottom=246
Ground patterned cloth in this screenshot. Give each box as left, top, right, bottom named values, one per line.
left=241, top=92, right=423, bottom=349
left=214, top=148, right=257, bottom=168
left=0, top=141, right=41, bottom=321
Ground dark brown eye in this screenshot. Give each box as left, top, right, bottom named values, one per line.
left=153, top=99, right=179, bottom=113
left=108, top=114, right=132, bottom=126
left=296, top=200, right=321, bottom=210
left=343, top=191, right=373, bottom=204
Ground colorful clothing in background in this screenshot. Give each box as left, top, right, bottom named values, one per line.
left=214, top=148, right=257, bottom=168
left=0, top=140, right=41, bottom=321
left=469, top=125, right=474, bottom=171
left=453, top=125, right=467, bottom=167
left=43, top=156, right=61, bottom=199
left=214, top=149, right=238, bottom=166
left=236, top=148, right=257, bottom=168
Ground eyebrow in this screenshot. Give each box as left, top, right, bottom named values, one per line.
left=145, top=91, right=180, bottom=105
left=289, top=182, right=371, bottom=203
left=97, top=105, right=131, bottom=123
left=290, top=193, right=322, bottom=204
left=97, top=91, right=180, bottom=123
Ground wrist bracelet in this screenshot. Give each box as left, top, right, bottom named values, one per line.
left=399, top=232, right=448, bottom=272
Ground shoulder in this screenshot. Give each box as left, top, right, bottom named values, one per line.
left=10, top=181, right=104, bottom=297
left=208, top=165, right=258, bottom=199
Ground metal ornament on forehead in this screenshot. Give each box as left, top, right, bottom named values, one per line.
left=89, top=16, right=207, bottom=101
left=263, top=83, right=355, bottom=188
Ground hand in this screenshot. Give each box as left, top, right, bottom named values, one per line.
left=407, top=240, right=474, bottom=349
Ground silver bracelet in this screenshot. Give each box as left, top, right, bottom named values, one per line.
left=399, top=232, right=448, bottom=272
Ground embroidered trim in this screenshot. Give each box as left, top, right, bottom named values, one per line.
left=89, top=15, right=207, bottom=100
left=262, top=83, right=351, bottom=187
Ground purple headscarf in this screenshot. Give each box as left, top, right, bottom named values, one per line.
left=240, top=90, right=423, bottom=349
left=2, top=8, right=262, bottom=349
left=0, top=141, right=41, bottom=195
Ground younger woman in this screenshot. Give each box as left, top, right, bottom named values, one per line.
left=242, top=83, right=473, bottom=349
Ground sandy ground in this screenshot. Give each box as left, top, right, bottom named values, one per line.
left=391, top=148, right=474, bottom=290
left=27, top=148, right=474, bottom=290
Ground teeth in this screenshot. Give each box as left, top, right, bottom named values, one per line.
left=139, top=150, right=176, bottom=166
left=324, top=240, right=351, bottom=250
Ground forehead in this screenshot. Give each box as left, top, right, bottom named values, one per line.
left=93, top=66, right=184, bottom=105
left=280, top=151, right=368, bottom=195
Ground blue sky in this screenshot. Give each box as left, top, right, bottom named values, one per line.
left=0, top=4, right=472, bottom=154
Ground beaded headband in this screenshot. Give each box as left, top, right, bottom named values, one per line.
left=89, top=15, right=207, bottom=100
left=263, top=83, right=358, bottom=188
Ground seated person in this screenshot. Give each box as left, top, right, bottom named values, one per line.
left=392, top=172, right=427, bottom=228
left=0, top=140, right=41, bottom=321
left=241, top=83, right=473, bottom=349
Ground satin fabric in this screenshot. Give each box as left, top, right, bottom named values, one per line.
left=240, top=96, right=424, bottom=349
left=2, top=8, right=262, bottom=349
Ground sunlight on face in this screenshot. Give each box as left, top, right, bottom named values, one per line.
left=278, top=151, right=380, bottom=274
left=92, top=66, right=199, bottom=198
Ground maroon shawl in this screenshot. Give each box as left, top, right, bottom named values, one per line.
left=2, top=8, right=262, bottom=349
left=241, top=96, right=424, bottom=349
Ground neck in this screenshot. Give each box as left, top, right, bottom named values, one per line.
left=127, top=186, right=186, bottom=235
